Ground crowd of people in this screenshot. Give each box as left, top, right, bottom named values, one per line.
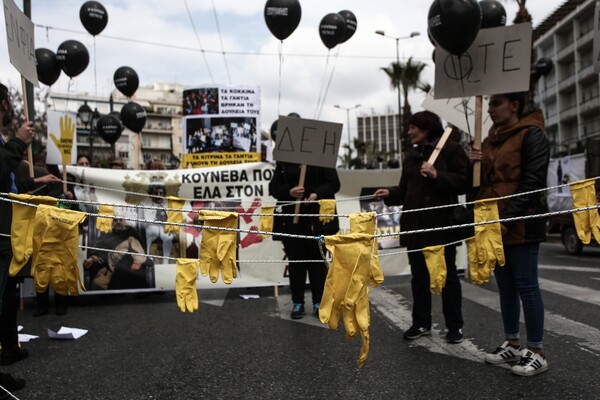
left=0, top=81, right=552, bottom=398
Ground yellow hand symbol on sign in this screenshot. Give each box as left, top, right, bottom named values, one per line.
left=50, top=115, right=75, bottom=165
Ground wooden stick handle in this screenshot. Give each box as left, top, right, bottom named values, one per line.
left=62, top=164, right=68, bottom=194
left=21, top=77, right=34, bottom=178
left=293, top=164, right=307, bottom=224
left=473, top=95, right=483, bottom=187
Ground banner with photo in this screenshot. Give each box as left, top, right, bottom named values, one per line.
left=182, top=85, right=261, bottom=168
left=40, top=163, right=432, bottom=295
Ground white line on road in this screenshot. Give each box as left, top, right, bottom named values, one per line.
left=539, top=264, right=600, bottom=273
left=539, top=278, right=600, bottom=306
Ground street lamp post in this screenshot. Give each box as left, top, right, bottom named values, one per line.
left=77, top=103, right=92, bottom=163
left=334, top=104, right=361, bottom=168
left=374, top=30, right=420, bottom=164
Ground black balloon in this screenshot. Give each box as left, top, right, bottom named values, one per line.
left=432, top=49, right=436, bottom=64
left=264, top=0, right=301, bottom=41
left=428, top=0, right=482, bottom=56
left=96, top=114, right=122, bottom=144
left=479, top=0, right=506, bottom=29
left=338, top=10, right=357, bottom=43
left=56, top=40, right=89, bottom=78
left=287, top=112, right=301, bottom=118
left=114, top=66, right=139, bottom=97
left=120, top=102, right=146, bottom=133
left=35, top=48, right=61, bottom=86
left=270, top=119, right=278, bottom=141
left=109, top=110, right=121, bottom=121
left=536, top=57, right=553, bottom=76
left=80, top=1, right=108, bottom=36
left=319, top=13, right=346, bottom=49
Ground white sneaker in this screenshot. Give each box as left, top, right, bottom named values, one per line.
left=511, top=350, right=548, bottom=377
left=484, top=341, right=522, bottom=364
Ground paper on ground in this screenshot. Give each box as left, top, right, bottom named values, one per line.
left=48, top=326, right=88, bottom=340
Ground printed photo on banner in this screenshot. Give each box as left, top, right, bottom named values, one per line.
left=184, top=116, right=258, bottom=153
left=359, top=187, right=400, bottom=249
left=46, top=110, right=77, bottom=165
left=182, top=87, right=219, bottom=116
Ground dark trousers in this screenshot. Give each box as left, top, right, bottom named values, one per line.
left=36, top=288, right=68, bottom=310
left=407, top=245, right=463, bottom=331
left=283, top=238, right=327, bottom=305
left=0, top=276, right=19, bottom=350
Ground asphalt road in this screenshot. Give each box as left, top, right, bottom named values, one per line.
left=2, top=240, right=600, bottom=400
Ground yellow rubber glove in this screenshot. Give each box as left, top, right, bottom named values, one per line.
left=49, top=114, right=76, bottom=165
left=96, top=205, right=114, bottom=234
left=318, top=199, right=336, bottom=224
left=474, top=198, right=505, bottom=267
left=320, top=233, right=371, bottom=330
left=466, top=237, right=485, bottom=284
left=165, top=196, right=185, bottom=235
left=198, top=210, right=238, bottom=284
left=422, top=245, right=447, bottom=295
left=570, top=179, right=600, bottom=244
left=348, top=212, right=384, bottom=287
left=341, top=285, right=371, bottom=368
left=31, top=204, right=87, bottom=295
left=175, top=258, right=200, bottom=313
left=259, top=206, right=275, bottom=238
left=8, top=194, right=57, bottom=276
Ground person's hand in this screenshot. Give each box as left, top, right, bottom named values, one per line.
left=131, top=262, right=141, bottom=271
left=307, top=192, right=318, bottom=201
left=83, top=257, right=95, bottom=269
left=64, top=191, right=74, bottom=200
left=289, top=185, right=305, bottom=200
left=49, top=115, right=75, bottom=165
left=467, top=146, right=482, bottom=163
left=373, top=188, right=390, bottom=200
left=15, top=121, right=35, bottom=145
left=420, top=162, right=437, bottom=179
left=33, top=174, right=61, bottom=185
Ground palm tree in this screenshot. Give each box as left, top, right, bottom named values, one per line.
left=381, top=56, right=428, bottom=154
left=511, top=0, right=532, bottom=24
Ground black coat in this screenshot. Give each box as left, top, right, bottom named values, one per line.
left=0, top=136, right=27, bottom=240
left=268, top=162, right=340, bottom=236
left=384, top=140, right=469, bottom=249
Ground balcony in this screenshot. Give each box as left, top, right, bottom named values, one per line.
left=580, top=96, right=600, bottom=116
left=576, top=29, right=594, bottom=48
left=558, top=75, right=576, bottom=92
left=557, top=42, right=575, bottom=60
left=559, top=104, right=578, bottom=121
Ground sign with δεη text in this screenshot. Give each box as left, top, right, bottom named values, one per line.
left=3, top=0, right=38, bottom=85
left=272, top=116, right=342, bottom=168
left=434, top=23, right=532, bottom=99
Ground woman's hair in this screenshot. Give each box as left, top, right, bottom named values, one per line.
left=0, top=83, right=9, bottom=102
left=496, top=92, right=526, bottom=117
left=408, top=111, right=444, bottom=141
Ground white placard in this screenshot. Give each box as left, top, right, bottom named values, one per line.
left=2, top=0, right=38, bottom=85
left=434, top=24, right=532, bottom=99
left=421, top=90, right=493, bottom=139
left=272, top=116, right=342, bottom=168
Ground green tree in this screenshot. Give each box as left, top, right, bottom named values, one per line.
left=4, top=85, right=50, bottom=156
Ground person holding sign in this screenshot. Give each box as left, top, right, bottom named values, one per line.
left=269, top=162, right=340, bottom=319
left=467, top=92, right=549, bottom=376
left=374, top=111, right=469, bottom=343
left=0, top=82, right=37, bottom=393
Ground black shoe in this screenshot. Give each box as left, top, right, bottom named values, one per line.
left=32, top=306, right=48, bottom=317
left=290, top=303, right=305, bottom=319
left=0, top=372, right=25, bottom=392
left=0, top=348, right=29, bottom=366
left=55, top=305, right=68, bottom=316
left=403, top=326, right=431, bottom=340
left=445, top=329, right=464, bottom=344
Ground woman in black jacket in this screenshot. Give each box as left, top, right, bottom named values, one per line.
left=269, top=162, right=340, bottom=319
left=375, top=111, right=469, bottom=343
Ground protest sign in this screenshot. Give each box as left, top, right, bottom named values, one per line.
left=3, top=0, right=38, bottom=85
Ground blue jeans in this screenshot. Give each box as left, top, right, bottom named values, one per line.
left=494, top=242, right=544, bottom=349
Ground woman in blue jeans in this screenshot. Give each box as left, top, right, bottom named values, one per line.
left=468, top=92, right=550, bottom=376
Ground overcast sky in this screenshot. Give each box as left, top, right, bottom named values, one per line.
left=1, top=0, right=565, bottom=141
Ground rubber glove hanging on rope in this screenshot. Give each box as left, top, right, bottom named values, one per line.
left=96, top=204, right=114, bottom=234
left=318, top=199, right=336, bottom=224
left=165, top=196, right=185, bottom=235
left=467, top=199, right=505, bottom=284
left=422, top=245, right=447, bottom=294
left=198, top=210, right=239, bottom=284
left=175, top=258, right=200, bottom=313
left=570, top=179, right=600, bottom=244
left=259, top=206, right=275, bottom=237
left=8, top=194, right=57, bottom=276
left=348, top=212, right=384, bottom=287
left=31, top=204, right=87, bottom=295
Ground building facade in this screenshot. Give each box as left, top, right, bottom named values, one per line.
left=356, top=109, right=401, bottom=161
left=533, top=0, right=597, bottom=156
left=50, top=82, right=184, bottom=169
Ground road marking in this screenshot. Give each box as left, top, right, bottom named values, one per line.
left=369, top=286, right=491, bottom=364
left=539, top=264, right=600, bottom=273
left=539, top=278, right=600, bottom=307
left=198, top=288, right=229, bottom=307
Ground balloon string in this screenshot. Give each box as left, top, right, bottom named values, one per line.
left=316, top=47, right=340, bottom=119
left=314, top=51, right=331, bottom=119
left=450, top=55, right=472, bottom=142
left=277, top=41, right=283, bottom=118
left=94, top=37, right=98, bottom=97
